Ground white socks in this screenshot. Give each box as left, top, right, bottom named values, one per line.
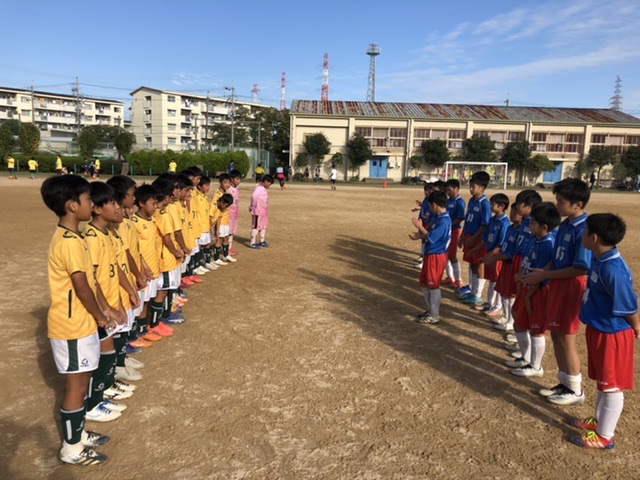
left=429, top=288, right=442, bottom=317
left=598, top=391, right=624, bottom=439
left=565, top=373, right=582, bottom=396
left=530, top=335, right=545, bottom=371
left=452, top=262, right=461, bottom=282
left=445, top=261, right=454, bottom=280
left=421, top=287, right=431, bottom=312
left=515, top=331, right=531, bottom=363
left=476, top=279, right=486, bottom=298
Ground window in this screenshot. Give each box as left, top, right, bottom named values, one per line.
left=168, top=137, right=176, bottom=145
left=22, top=110, right=31, bottom=117
left=114, top=107, right=121, bottom=113
left=355, top=127, right=371, bottom=137
left=532, top=133, right=547, bottom=142
left=21, top=96, right=30, bottom=103
left=508, top=132, right=525, bottom=142
left=591, top=134, right=606, bottom=144
left=474, top=130, right=490, bottom=138
left=168, top=109, right=176, bottom=117
left=168, top=123, right=176, bottom=131
left=389, top=128, right=407, bottom=148
left=167, top=95, right=176, bottom=103
left=449, top=130, right=465, bottom=139
left=414, top=128, right=430, bottom=139
left=431, top=130, right=447, bottom=140
left=626, top=136, right=640, bottom=146
left=566, top=134, right=583, bottom=143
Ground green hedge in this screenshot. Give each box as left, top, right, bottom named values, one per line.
left=127, top=150, right=250, bottom=177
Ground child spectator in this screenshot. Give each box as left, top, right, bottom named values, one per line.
left=249, top=175, right=273, bottom=248
left=28, top=157, right=38, bottom=179
left=410, top=190, right=452, bottom=324
left=228, top=169, right=243, bottom=256
left=569, top=214, right=639, bottom=449
left=41, top=175, right=118, bottom=465
left=255, top=163, right=265, bottom=183
left=458, top=171, right=492, bottom=304
left=330, top=164, right=337, bottom=190
left=442, top=179, right=466, bottom=287
left=509, top=202, right=560, bottom=378
left=522, top=178, right=591, bottom=406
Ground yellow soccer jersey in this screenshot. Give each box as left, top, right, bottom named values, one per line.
left=209, top=201, right=221, bottom=231
left=28, top=159, right=38, bottom=171
left=123, top=217, right=141, bottom=284
left=111, top=227, right=131, bottom=310
left=55, top=157, right=63, bottom=170
left=153, top=208, right=178, bottom=272
left=47, top=227, right=98, bottom=340
left=182, top=202, right=197, bottom=249
left=83, top=224, right=121, bottom=309
left=131, top=214, right=160, bottom=278
left=194, top=190, right=210, bottom=235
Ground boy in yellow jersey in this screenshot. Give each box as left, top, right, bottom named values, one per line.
left=56, top=154, right=64, bottom=175
left=213, top=193, right=235, bottom=265
left=173, top=174, right=201, bottom=286
left=7, top=154, right=16, bottom=179
left=183, top=167, right=213, bottom=274
left=130, top=184, right=166, bottom=342
left=28, top=157, right=38, bottom=179
left=41, top=175, right=119, bottom=466
left=195, top=175, right=218, bottom=270
left=210, top=174, right=235, bottom=264
left=150, top=177, right=184, bottom=333
left=83, top=182, right=134, bottom=424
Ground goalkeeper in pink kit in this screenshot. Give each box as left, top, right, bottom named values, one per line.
left=250, top=175, right=273, bottom=249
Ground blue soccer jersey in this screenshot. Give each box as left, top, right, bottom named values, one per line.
left=514, top=216, right=533, bottom=256
left=447, top=196, right=466, bottom=231
left=463, top=195, right=491, bottom=235
left=423, top=212, right=451, bottom=255
left=580, top=248, right=639, bottom=334
left=483, top=213, right=510, bottom=251
left=520, top=232, right=555, bottom=286
left=500, top=224, right=520, bottom=262
left=552, top=213, right=592, bottom=270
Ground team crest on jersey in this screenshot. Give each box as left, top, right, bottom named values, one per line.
left=85, top=229, right=97, bottom=237
left=564, top=233, right=571, bottom=242
left=62, top=231, right=76, bottom=239
left=590, top=271, right=599, bottom=283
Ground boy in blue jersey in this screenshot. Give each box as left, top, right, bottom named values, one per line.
left=443, top=179, right=466, bottom=287
left=458, top=171, right=491, bottom=304
left=509, top=202, right=560, bottom=378
left=412, top=183, right=435, bottom=269
left=410, top=191, right=451, bottom=325
left=469, top=193, right=510, bottom=314
left=523, top=178, right=591, bottom=406
left=569, top=214, right=639, bottom=450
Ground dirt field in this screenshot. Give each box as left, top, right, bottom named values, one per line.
left=1, top=176, right=640, bottom=480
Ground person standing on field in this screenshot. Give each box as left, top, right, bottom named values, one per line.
left=330, top=164, right=337, bottom=190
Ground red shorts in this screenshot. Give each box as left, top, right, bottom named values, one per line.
left=546, top=276, right=588, bottom=335
left=448, top=229, right=462, bottom=259
left=419, top=253, right=448, bottom=289
left=513, top=284, right=549, bottom=335
left=483, top=256, right=502, bottom=282
left=495, top=255, right=522, bottom=298
left=462, top=234, right=486, bottom=264
left=586, top=326, right=635, bottom=391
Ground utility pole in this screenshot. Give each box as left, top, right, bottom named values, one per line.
left=193, top=116, right=199, bottom=151
left=30, top=84, right=35, bottom=124
left=205, top=91, right=210, bottom=151
left=225, top=86, right=236, bottom=150
left=71, top=77, right=83, bottom=137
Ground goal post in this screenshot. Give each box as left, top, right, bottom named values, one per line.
left=443, top=161, right=509, bottom=190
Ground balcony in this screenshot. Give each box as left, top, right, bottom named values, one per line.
left=0, top=110, right=16, bottom=120
left=0, top=97, right=15, bottom=106
left=144, top=114, right=152, bottom=122
left=182, top=115, right=191, bottom=123
left=144, top=101, right=152, bottom=108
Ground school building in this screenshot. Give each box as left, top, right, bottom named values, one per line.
left=0, top=86, right=125, bottom=152
left=289, top=100, right=640, bottom=184
left=129, top=86, right=270, bottom=152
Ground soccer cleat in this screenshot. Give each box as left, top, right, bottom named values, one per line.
left=176, top=289, right=188, bottom=298
left=60, top=446, right=108, bottom=466
left=570, top=431, right=615, bottom=449
left=181, top=277, right=195, bottom=286
left=485, top=306, right=504, bottom=317
left=188, top=275, right=203, bottom=283
left=150, top=323, right=173, bottom=337
left=141, top=331, right=162, bottom=342
left=509, top=350, right=523, bottom=359
left=100, top=399, right=127, bottom=412
left=125, top=356, right=144, bottom=369
left=462, top=295, right=484, bottom=305
left=491, top=315, right=508, bottom=325
left=453, top=281, right=464, bottom=289
left=505, top=333, right=518, bottom=343
left=511, top=364, right=544, bottom=377
left=82, top=430, right=111, bottom=447
left=249, top=243, right=261, bottom=249
left=194, top=266, right=208, bottom=276
left=224, top=256, right=237, bottom=263
left=162, top=313, right=186, bottom=325
left=416, top=310, right=429, bottom=319
left=504, top=342, right=520, bottom=352
left=214, top=258, right=228, bottom=266
left=259, top=242, right=269, bottom=247
left=85, top=403, right=121, bottom=422
left=457, top=292, right=474, bottom=301
left=494, top=321, right=514, bottom=332
left=114, top=379, right=136, bottom=391
left=456, top=285, right=471, bottom=295
left=569, top=416, right=598, bottom=432
left=474, top=302, right=491, bottom=311
left=539, top=383, right=566, bottom=397
left=417, top=313, right=440, bottom=324
left=103, top=384, right=133, bottom=400
left=179, top=281, right=191, bottom=289
left=414, top=262, right=423, bottom=269
left=229, top=248, right=238, bottom=256
left=548, top=387, right=586, bottom=406
left=115, top=366, right=142, bottom=382
left=125, top=344, right=142, bottom=355
left=205, top=262, right=219, bottom=271
left=441, top=277, right=454, bottom=286
left=505, top=357, right=528, bottom=368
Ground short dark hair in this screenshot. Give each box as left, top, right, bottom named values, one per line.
left=199, top=175, right=211, bottom=187
left=428, top=190, right=448, bottom=208
left=175, top=173, right=194, bottom=189
left=433, top=180, right=446, bottom=191
left=218, top=193, right=233, bottom=207
left=151, top=177, right=175, bottom=200
left=229, top=169, right=242, bottom=180
left=515, top=189, right=542, bottom=208
left=134, top=184, right=157, bottom=205
left=89, top=181, right=116, bottom=208
left=490, top=193, right=510, bottom=210
left=262, top=174, right=274, bottom=184
left=530, top=202, right=561, bottom=232
left=107, top=175, right=136, bottom=197
left=586, top=213, right=626, bottom=246
left=552, top=177, right=590, bottom=207
left=41, top=175, right=90, bottom=217
left=218, top=173, right=231, bottom=183
left=423, top=182, right=434, bottom=193
left=445, top=179, right=460, bottom=190
left=470, top=171, right=490, bottom=188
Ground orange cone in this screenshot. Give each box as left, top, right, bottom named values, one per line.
left=383, top=180, right=388, bottom=190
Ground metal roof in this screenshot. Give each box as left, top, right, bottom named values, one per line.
left=290, top=100, right=640, bottom=125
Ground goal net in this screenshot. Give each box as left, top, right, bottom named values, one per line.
left=443, top=161, right=508, bottom=190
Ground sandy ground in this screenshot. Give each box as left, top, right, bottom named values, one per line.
left=1, top=176, right=640, bottom=480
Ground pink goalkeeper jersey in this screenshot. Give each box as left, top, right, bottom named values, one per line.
left=250, top=184, right=269, bottom=218
left=228, top=185, right=240, bottom=220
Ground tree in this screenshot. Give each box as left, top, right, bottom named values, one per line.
left=331, top=152, right=343, bottom=166
left=420, top=139, right=450, bottom=171
left=621, top=146, right=640, bottom=176
left=345, top=133, right=372, bottom=174
left=0, top=124, right=14, bottom=159
left=501, top=140, right=532, bottom=186
left=253, top=108, right=290, bottom=164
left=303, top=132, right=331, bottom=168
left=295, top=152, right=308, bottom=168
left=462, top=135, right=496, bottom=163
left=78, top=127, right=98, bottom=157
left=409, top=154, right=423, bottom=175
left=19, top=123, right=40, bottom=156
left=586, top=147, right=617, bottom=187
left=114, top=131, right=136, bottom=159
left=526, top=154, right=556, bottom=183
left=3, top=119, right=20, bottom=136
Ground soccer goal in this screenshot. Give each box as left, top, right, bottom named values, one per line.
left=443, top=161, right=509, bottom=190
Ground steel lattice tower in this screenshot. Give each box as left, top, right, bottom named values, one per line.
left=609, top=74, right=622, bottom=111
left=280, top=72, right=286, bottom=110
left=321, top=53, right=329, bottom=102
left=251, top=84, right=260, bottom=103
left=366, top=43, right=381, bottom=102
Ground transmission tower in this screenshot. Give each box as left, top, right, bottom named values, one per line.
left=251, top=83, right=260, bottom=103
left=366, top=43, right=381, bottom=102
left=280, top=72, right=287, bottom=110
left=321, top=53, right=329, bottom=102
left=609, top=74, right=622, bottom=111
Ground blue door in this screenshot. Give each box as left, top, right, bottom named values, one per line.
left=369, top=157, right=388, bottom=178
left=543, top=162, right=563, bottom=183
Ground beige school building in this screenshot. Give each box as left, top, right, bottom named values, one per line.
left=289, top=100, right=640, bottom=184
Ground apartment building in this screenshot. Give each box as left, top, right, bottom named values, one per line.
left=290, top=100, right=640, bottom=183
left=130, top=86, right=269, bottom=151
left=0, top=86, right=125, bottom=140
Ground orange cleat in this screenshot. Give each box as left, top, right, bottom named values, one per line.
left=142, top=331, right=162, bottom=342
left=129, top=338, right=152, bottom=348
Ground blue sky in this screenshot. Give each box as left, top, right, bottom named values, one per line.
left=2, top=0, right=639, bottom=116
